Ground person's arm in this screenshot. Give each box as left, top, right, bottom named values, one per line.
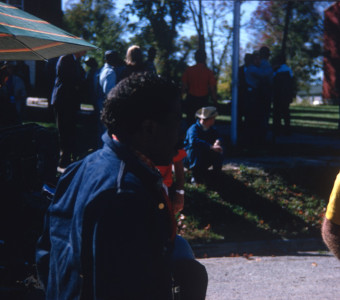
left=322, top=218, right=340, bottom=260
left=322, top=172, right=340, bottom=259
left=172, top=160, right=185, bottom=214
left=187, top=125, right=213, bottom=150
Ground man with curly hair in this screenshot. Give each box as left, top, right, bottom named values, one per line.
left=36, top=72, right=207, bottom=299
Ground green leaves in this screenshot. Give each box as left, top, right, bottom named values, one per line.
left=128, top=0, right=188, bottom=78
left=249, top=1, right=332, bottom=89
left=63, top=0, right=128, bottom=64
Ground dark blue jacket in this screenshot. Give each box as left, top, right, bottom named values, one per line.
left=51, top=54, right=85, bottom=110
left=36, top=133, right=174, bottom=299
left=184, top=121, right=221, bottom=169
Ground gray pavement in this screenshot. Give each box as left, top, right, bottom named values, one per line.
left=199, top=252, right=340, bottom=300
left=192, top=238, right=337, bottom=299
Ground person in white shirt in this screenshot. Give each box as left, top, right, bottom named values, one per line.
left=99, top=50, right=117, bottom=108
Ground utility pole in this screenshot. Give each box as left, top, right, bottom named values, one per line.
left=231, top=0, right=241, bottom=146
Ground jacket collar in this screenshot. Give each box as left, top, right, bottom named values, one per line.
left=102, top=131, right=163, bottom=188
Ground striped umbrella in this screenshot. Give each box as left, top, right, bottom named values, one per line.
left=0, top=1, right=96, bottom=61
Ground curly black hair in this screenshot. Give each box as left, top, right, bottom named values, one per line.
left=101, top=72, right=180, bottom=142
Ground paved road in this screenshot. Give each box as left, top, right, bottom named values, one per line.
left=199, top=252, right=340, bottom=300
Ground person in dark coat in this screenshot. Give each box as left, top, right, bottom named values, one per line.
left=145, top=46, right=157, bottom=74
left=259, top=47, right=273, bottom=121
left=272, top=54, right=295, bottom=138
left=184, top=106, right=223, bottom=184
left=238, top=53, right=252, bottom=131
left=243, top=50, right=272, bottom=146
left=51, top=51, right=86, bottom=169
left=36, top=73, right=208, bottom=300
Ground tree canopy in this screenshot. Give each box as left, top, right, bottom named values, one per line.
left=62, top=0, right=333, bottom=99
left=63, top=0, right=127, bottom=65
left=248, top=1, right=332, bottom=89
left=127, top=0, right=188, bottom=79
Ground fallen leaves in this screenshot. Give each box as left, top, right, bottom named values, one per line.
left=243, top=253, right=254, bottom=260
left=229, top=253, right=254, bottom=260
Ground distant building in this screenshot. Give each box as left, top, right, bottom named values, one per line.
left=323, top=1, right=340, bottom=104
left=296, top=85, right=323, bottom=105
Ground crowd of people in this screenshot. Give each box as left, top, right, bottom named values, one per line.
left=238, top=46, right=296, bottom=146
left=49, top=45, right=162, bottom=171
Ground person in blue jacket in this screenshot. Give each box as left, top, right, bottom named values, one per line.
left=184, top=106, right=224, bottom=184
left=36, top=72, right=207, bottom=300
left=272, top=54, right=295, bottom=138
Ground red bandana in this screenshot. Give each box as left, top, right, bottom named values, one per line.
left=112, top=134, right=177, bottom=241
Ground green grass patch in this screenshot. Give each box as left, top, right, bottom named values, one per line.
left=179, top=166, right=327, bottom=244
left=289, top=104, right=339, bottom=131
left=216, top=103, right=340, bottom=133
left=23, top=121, right=56, bottom=129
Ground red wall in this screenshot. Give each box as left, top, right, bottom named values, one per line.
left=323, top=2, right=340, bottom=102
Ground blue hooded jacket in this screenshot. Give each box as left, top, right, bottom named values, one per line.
left=36, top=133, right=174, bottom=299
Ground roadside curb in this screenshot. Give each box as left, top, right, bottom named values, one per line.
left=191, top=238, right=327, bottom=258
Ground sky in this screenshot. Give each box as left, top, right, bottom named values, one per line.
left=61, top=0, right=258, bottom=49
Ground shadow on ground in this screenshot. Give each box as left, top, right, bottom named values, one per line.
left=183, top=171, right=320, bottom=243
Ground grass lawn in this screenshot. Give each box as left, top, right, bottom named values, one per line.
left=179, top=166, right=329, bottom=244
left=290, top=104, right=340, bottom=133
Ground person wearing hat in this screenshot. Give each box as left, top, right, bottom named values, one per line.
left=183, top=106, right=223, bottom=184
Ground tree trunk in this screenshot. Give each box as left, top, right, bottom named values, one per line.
left=281, top=1, right=293, bottom=58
